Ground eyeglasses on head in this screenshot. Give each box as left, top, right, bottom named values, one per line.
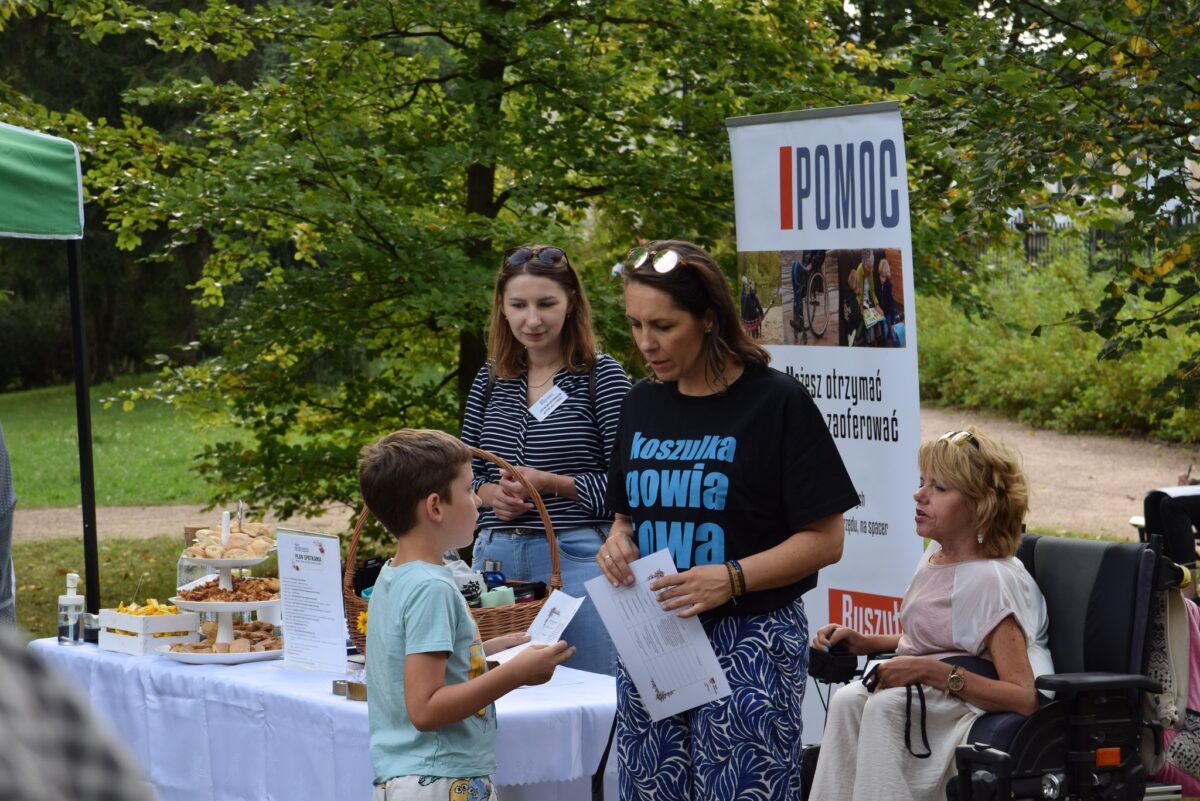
left=624, top=246, right=688, bottom=275
left=504, top=246, right=568, bottom=269
left=938, top=430, right=980, bottom=450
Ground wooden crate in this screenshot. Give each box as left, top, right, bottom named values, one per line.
left=98, top=609, right=200, bottom=656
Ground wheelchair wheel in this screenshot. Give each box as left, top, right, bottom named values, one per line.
left=807, top=269, right=829, bottom=338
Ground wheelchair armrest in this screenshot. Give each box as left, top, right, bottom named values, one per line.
left=955, top=742, right=1013, bottom=775
left=1035, top=671, right=1161, bottom=699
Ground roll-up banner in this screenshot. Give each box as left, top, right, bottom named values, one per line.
left=726, top=102, right=923, bottom=738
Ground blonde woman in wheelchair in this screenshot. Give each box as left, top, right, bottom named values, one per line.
left=808, top=427, right=1053, bottom=801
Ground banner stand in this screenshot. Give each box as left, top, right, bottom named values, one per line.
left=726, top=101, right=922, bottom=738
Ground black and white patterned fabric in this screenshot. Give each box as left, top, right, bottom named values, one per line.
left=0, top=421, right=15, bottom=624
left=0, top=422, right=13, bottom=517
left=2, top=629, right=157, bottom=801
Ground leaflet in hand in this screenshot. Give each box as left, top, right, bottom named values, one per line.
left=585, top=549, right=731, bottom=720
left=486, top=589, right=583, bottom=664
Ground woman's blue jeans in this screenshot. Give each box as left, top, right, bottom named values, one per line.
left=473, top=526, right=616, bottom=676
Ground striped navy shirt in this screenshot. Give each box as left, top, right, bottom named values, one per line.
left=461, top=354, right=631, bottom=532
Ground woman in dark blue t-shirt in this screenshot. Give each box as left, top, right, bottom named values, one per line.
left=597, top=240, right=859, bottom=801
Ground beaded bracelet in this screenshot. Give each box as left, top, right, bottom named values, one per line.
left=725, top=560, right=746, bottom=598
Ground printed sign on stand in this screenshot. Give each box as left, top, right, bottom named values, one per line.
left=277, top=528, right=348, bottom=673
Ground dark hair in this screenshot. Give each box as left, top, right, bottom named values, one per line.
left=488, top=243, right=597, bottom=379
left=622, top=239, right=769, bottom=387
left=358, top=429, right=471, bottom=538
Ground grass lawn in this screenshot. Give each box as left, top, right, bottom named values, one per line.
left=0, top=375, right=240, bottom=507
left=14, top=534, right=182, bottom=640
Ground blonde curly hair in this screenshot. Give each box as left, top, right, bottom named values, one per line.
left=917, top=426, right=1029, bottom=558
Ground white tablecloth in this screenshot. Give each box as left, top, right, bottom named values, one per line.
left=29, top=640, right=617, bottom=801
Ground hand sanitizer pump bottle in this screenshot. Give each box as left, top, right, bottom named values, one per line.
left=57, top=572, right=85, bottom=645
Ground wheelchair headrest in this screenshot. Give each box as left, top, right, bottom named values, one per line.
left=1017, top=534, right=1154, bottom=676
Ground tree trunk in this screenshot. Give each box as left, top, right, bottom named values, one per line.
left=457, top=0, right=511, bottom=405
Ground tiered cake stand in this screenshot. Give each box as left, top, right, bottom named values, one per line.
left=158, top=556, right=282, bottom=665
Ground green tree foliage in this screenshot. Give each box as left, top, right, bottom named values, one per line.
left=0, top=7, right=217, bottom=388
left=0, top=0, right=880, bottom=523
left=893, top=0, right=1200, bottom=409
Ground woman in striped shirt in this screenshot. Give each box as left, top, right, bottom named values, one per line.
left=462, top=244, right=631, bottom=675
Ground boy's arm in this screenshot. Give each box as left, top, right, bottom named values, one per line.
left=404, top=641, right=575, bottom=732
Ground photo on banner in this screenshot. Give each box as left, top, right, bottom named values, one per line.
left=739, top=248, right=907, bottom=348
left=726, top=101, right=923, bottom=740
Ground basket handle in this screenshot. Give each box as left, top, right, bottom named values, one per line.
left=340, top=447, right=563, bottom=595
left=343, top=505, right=372, bottom=601
left=469, top=447, right=561, bottom=589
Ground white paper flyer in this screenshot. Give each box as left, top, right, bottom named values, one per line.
left=585, top=549, right=730, bottom=720
left=486, top=589, right=583, bottom=665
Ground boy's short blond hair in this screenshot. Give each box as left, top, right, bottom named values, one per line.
left=358, top=429, right=471, bottom=538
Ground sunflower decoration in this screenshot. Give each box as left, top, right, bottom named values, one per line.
left=356, top=610, right=368, bottom=635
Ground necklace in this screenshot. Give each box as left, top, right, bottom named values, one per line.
left=527, top=366, right=562, bottom=389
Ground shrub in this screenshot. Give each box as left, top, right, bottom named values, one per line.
left=918, top=254, right=1200, bottom=442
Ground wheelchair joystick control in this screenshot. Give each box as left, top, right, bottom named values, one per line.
left=1040, top=772, right=1065, bottom=799
left=809, top=639, right=858, bottom=684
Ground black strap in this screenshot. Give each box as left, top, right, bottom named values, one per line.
left=482, top=362, right=498, bottom=408
left=591, top=715, right=618, bottom=801
left=904, top=684, right=933, bottom=758
left=899, top=656, right=994, bottom=760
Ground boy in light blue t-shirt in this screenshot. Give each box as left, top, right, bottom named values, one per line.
left=359, top=429, right=574, bottom=801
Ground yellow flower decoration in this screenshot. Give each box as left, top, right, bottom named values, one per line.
left=356, top=610, right=368, bottom=635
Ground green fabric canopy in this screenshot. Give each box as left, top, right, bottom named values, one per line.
left=0, top=122, right=97, bottom=620
left=0, top=121, right=84, bottom=240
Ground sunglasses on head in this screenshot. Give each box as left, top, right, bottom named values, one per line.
left=625, top=246, right=689, bottom=275
left=939, top=430, right=980, bottom=450
left=504, top=246, right=568, bottom=269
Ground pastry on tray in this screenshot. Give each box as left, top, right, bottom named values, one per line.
left=177, top=576, right=281, bottom=603
left=170, top=622, right=284, bottom=654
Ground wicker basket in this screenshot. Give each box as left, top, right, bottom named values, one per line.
left=342, top=447, right=562, bottom=655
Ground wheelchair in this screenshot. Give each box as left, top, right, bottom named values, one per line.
left=803, top=534, right=1187, bottom=801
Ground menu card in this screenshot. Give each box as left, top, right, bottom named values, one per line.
left=276, top=529, right=348, bottom=673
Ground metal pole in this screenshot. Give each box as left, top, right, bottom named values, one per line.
left=67, top=239, right=101, bottom=633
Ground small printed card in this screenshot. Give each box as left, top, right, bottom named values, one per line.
left=528, top=385, right=567, bottom=421
left=486, top=589, right=584, bottom=664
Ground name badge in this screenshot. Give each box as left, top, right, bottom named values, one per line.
left=528, top=385, right=567, bottom=421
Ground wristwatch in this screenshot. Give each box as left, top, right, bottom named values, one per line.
left=945, top=665, right=965, bottom=696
